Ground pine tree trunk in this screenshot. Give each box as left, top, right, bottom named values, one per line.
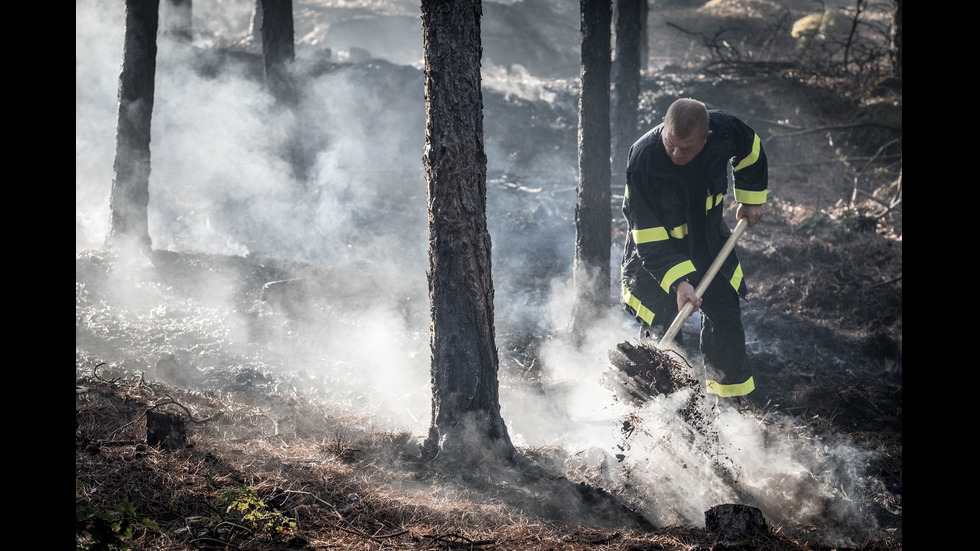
left=261, top=0, right=308, bottom=181
left=106, top=0, right=160, bottom=251
left=261, top=0, right=296, bottom=104
left=891, top=0, right=901, bottom=78
left=639, top=0, right=648, bottom=72
left=571, top=0, right=612, bottom=341
left=611, top=0, right=643, bottom=186
left=420, top=0, right=515, bottom=465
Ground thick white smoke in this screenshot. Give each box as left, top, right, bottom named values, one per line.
left=76, top=1, right=887, bottom=545
left=76, top=0, right=433, bottom=432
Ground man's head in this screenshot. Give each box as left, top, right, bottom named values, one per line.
left=662, top=98, right=711, bottom=166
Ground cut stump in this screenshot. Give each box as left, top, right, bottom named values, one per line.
left=146, top=409, right=187, bottom=449
left=704, top=503, right=769, bottom=538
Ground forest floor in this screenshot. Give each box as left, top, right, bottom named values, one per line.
left=76, top=1, right=901, bottom=549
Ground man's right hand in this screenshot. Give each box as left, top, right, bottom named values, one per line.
left=675, top=281, right=702, bottom=314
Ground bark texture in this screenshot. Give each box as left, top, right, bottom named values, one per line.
left=571, top=0, right=612, bottom=340
left=421, top=0, right=514, bottom=465
left=611, top=0, right=644, bottom=186
left=106, top=0, right=160, bottom=251
left=891, top=0, right=901, bottom=78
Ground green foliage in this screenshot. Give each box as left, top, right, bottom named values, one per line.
left=221, top=486, right=297, bottom=536
left=178, top=486, right=296, bottom=544
left=76, top=502, right=158, bottom=551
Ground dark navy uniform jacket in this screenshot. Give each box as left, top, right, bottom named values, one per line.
left=621, top=110, right=768, bottom=326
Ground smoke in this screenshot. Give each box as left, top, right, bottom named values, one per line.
left=76, top=1, right=887, bottom=544
left=497, top=272, right=886, bottom=544
left=604, top=393, right=885, bottom=545
left=77, top=0, right=433, bottom=429
left=76, top=0, right=123, bottom=249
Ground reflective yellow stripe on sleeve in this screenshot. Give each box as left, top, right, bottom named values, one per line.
left=622, top=285, right=656, bottom=325
left=733, top=187, right=767, bottom=204
left=733, top=133, right=761, bottom=172
left=661, top=260, right=696, bottom=293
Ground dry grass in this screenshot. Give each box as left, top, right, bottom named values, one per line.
left=76, top=367, right=898, bottom=551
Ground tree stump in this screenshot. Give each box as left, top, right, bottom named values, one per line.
left=146, top=410, right=186, bottom=449
left=704, top=504, right=769, bottom=538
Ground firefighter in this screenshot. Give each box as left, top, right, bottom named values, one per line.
left=621, top=98, right=768, bottom=399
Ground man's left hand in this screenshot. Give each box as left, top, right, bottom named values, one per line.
left=737, top=203, right=764, bottom=228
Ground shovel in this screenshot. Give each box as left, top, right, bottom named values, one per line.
left=658, top=217, right=749, bottom=348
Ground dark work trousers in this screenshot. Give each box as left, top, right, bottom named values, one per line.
left=638, top=277, right=753, bottom=395
left=697, top=278, right=753, bottom=390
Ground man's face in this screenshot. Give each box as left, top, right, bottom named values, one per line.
left=662, top=126, right=710, bottom=166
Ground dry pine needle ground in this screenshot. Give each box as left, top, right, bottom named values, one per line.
left=76, top=370, right=898, bottom=551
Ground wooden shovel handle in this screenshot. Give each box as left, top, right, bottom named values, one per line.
left=658, top=217, right=749, bottom=348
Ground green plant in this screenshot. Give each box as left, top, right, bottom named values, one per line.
left=219, top=486, right=297, bottom=538
left=798, top=211, right=835, bottom=236
left=76, top=502, right=158, bottom=551
left=179, top=486, right=297, bottom=544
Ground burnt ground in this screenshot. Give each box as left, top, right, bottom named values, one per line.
left=75, top=219, right=903, bottom=550
left=76, top=1, right=901, bottom=549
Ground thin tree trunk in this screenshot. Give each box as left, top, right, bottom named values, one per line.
left=891, top=0, right=901, bottom=78
left=261, top=0, right=296, bottom=105
left=571, top=0, right=612, bottom=342
left=106, top=0, right=160, bottom=251
left=261, top=0, right=309, bottom=181
left=420, top=0, right=515, bottom=465
left=611, top=0, right=643, bottom=187
left=639, top=0, right=648, bottom=72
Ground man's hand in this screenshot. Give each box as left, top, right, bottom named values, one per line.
left=737, top=203, right=764, bottom=228
left=675, top=281, right=702, bottom=314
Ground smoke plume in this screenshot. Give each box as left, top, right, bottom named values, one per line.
left=76, top=1, right=888, bottom=545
